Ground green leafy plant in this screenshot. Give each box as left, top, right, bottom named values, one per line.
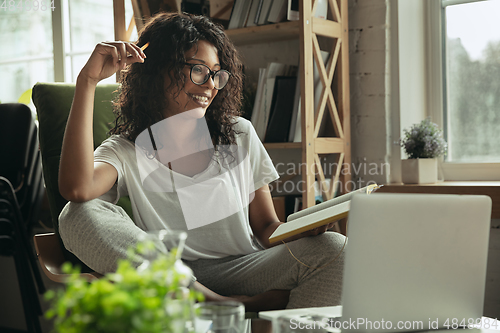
left=44, top=242, right=204, bottom=333
left=400, top=118, right=447, bottom=159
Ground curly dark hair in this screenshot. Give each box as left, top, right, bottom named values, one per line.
left=110, top=12, right=244, bottom=148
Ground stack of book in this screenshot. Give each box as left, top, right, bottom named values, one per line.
left=227, top=0, right=296, bottom=30
left=250, top=63, right=296, bottom=142
left=250, top=51, right=330, bottom=144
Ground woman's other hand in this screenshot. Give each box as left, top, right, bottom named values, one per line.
left=79, top=42, right=146, bottom=85
left=301, top=221, right=337, bottom=237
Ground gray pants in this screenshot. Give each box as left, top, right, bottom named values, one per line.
left=59, top=198, right=346, bottom=309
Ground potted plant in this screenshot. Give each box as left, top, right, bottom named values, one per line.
left=44, top=239, right=204, bottom=333
left=400, top=118, right=447, bottom=184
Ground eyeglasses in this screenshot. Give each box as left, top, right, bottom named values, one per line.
left=183, top=63, right=231, bottom=90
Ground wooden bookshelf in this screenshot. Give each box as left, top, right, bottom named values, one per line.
left=226, top=21, right=300, bottom=46
left=264, top=138, right=344, bottom=153
left=263, top=142, right=302, bottom=150
left=228, top=0, right=351, bottom=208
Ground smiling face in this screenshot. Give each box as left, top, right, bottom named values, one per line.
left=163, top=40, right=220, bottom=118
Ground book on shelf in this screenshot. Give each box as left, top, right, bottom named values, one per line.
left=287, top=67, right=301, bottom=142
left=290, top=50, right=330, bottom=142
left=253, top=0, right=264, bottom=25
left=257, top=0, right=274, bottom=25
left=287, top=0, right=299, bottom=21
left=294, top=196, right=303, bottom=213
left=269, top=184, right=382, bottom=243
left=251, top=62, right=291, bottom=140
left=290, top=179, right=331, bottom=215
left=239, top=0, right=254, bottom=28
left=227, top=0, right=240, bottom=29
left=228, top=0, right=252, bottom=29
left=314, top=0, right=328, bottom=20
left=245, top=0, right=261, bottom=27
left=314, top=178, right=332, bottom=203
left=250, top=68, right=266, bottom=128
left=264, top=76, right=297, bottom=143
left=233, top=0, right=291, bottom=28
left=267, top=0, right=288, bottom=23
left=259, top=76, right=277, bottom=138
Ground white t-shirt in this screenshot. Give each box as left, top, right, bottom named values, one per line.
left=94, top=117, right=279, bottom=260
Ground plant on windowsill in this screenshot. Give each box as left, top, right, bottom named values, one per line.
left=400, top=118, right=447, bottom=184
left=44, top=240, right=204, bottom=333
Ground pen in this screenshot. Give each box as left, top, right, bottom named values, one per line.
left=141, top=42, right=149, bottom=51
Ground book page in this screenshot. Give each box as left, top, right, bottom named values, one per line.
left=268, top=184, right=381, bottom=242
left=269, top=201, right=351, bottom=243
left=287, top=184, right=379, bottom=222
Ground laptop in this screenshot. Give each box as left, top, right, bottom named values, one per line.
left=260, top=193, right=492, bottom=332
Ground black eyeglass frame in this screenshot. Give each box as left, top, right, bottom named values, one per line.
left=182, top=63, right=231, bottom=90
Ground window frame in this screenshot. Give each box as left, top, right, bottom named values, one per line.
left=52, top=0, right=66, bottom=81
left=52, top=0, right=123, bottom=83
left=426, top=0, right=500, bottom=181
left=0, top=0, right=135, bottom=105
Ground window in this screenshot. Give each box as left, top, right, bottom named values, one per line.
left=427, top=0, right=500, bottom=180
left=64, top=0, right=137, bottom=82
left=0, top=0, right=137, bottom=104
left=0, top=8, right=54, bottom=104
left=442, top=0, right=500, bottom=163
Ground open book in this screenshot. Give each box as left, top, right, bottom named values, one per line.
left=269, top=184, right=382, bottom=243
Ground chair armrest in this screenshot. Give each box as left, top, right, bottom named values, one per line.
left=33, top=232, right=102, bottom=283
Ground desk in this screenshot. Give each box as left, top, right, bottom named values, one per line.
left=377, top=181, right=500, bottom=219
left=253, top=313, right=500, bottom=332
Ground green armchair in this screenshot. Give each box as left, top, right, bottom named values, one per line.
left=32, top=82, right=133, bottom=267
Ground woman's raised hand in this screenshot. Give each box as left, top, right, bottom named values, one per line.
left=79, top=42, right=146, bottom=84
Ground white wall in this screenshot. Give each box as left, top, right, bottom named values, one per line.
left=397, top=0, right=429, bottom=147
left=349, top=0, right=393, bottom=186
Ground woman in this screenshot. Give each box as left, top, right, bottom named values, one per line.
left=58, top=12, right=346, bottom=311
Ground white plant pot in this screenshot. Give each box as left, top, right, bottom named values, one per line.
left=401, top=158, right=438, bottom=184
